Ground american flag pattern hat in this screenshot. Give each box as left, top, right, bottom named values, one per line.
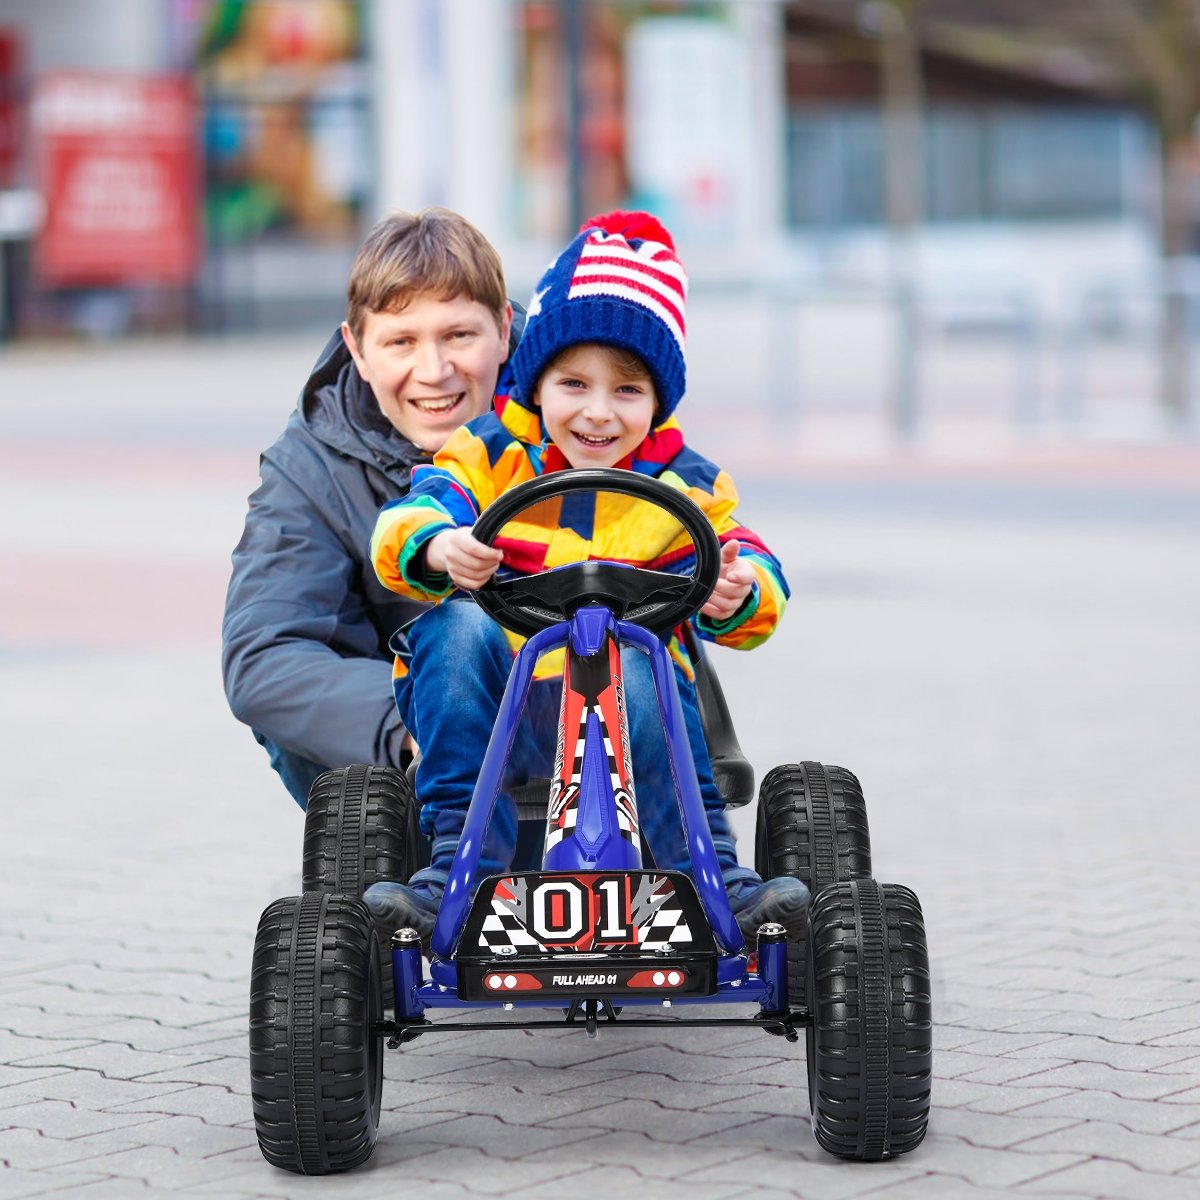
left=511, top=210, right=688, bottom=422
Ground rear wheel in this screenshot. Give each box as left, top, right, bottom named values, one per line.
left=249, top=893, right=383, bottom=1174
left=302, top=764, right=419, bottom=895
left=806, top=879, right=932, bottom=1160
left=755, top=762, right=872, bottom=1005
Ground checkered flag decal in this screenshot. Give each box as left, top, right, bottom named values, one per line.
left=476, top=873, right=696, bottom=953
left=544, top=704, right=639, bottom=856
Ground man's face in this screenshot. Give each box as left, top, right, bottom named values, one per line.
left=342, top=294, right=512, bottom=452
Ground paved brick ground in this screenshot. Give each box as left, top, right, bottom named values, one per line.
left=2, top=334, right=1199, bottom=1199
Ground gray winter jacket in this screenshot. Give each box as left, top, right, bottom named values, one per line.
left=222, top=330, right=434, bottom=771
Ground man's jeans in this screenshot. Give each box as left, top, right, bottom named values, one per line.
left=394, top=597, right=758, bottom=895
left=255, top=731, right=327, bottom=811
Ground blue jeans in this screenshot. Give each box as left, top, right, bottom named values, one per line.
left=254, top=731, right=327, bottom=811
left=394, top=596, right=758, bottom=894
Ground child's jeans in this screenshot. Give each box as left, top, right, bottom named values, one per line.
left=394, top=596, right=759, bottom=895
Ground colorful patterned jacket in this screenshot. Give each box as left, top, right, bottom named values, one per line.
left=371, top=392, right=790, bottom=681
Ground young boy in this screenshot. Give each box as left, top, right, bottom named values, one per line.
left=366, top=211, right=808, bottom=947
left=222, top=208, right=520, bottom=806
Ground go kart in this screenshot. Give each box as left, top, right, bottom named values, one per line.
left=249, top=469, right=932, bottom=1174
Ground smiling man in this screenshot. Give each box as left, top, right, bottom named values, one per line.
left=222, top=208, right=522, bottom=808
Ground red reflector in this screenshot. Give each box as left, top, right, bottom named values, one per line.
left=625, top=968, right=687, bottom=988
left=483, top=972, right=542, bottom=992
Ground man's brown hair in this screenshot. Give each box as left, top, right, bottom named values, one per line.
left=346, top=207, right=507, bottom=341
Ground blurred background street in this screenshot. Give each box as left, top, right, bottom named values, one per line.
left=2, top=2, right=1200, bottom=1198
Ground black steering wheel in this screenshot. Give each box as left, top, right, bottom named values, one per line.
left=469, top=468, right=722, bottom=638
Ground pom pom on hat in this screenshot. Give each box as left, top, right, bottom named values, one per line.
left=580, top=209, right=676, bottom=251
left=512, top=209, right=688, bottom=423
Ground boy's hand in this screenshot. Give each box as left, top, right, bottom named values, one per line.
left=426, top=527, right=505, bottom=590
left=700, top=539, right=754, bottom=621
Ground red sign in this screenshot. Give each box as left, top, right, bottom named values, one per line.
left=33, top=72, right=199, bottom=286
left=0, top=30, right=20, bottom=186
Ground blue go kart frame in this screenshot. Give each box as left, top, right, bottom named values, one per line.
left=250, top=468, right=933, bottom=1175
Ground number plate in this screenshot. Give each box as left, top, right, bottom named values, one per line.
left=456, top=870, right=717, bottom=1000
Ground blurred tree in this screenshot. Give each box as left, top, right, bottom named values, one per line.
left=1099, top=0, right=1200, bottom=421
left=795, top=0, right=1200, bottom=420
left=918, top=0, right=1200, bottom=419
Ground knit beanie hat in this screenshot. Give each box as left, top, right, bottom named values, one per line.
left=511, top=210, right=688, bottom=422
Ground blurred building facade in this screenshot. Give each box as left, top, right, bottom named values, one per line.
left=0, top=0, right=1172, bottom=339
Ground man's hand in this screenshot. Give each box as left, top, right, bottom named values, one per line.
left=426, top=526, right=505, bottom=590
left=700, top=539, right=754, bottom=621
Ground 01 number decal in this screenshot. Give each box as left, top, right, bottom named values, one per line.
left=529, top=876, right=636, bottom=947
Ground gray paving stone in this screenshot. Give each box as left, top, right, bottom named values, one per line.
left=419, top=1058, right=630, bottom=1095
left=869, top=1178, right=1095, bottom=1200
left=1148, top=1028, right=1200, bottom=1048
left=999, top=1036, right=1200, bottom=1073
left=1019, top=1159, right=1200, bottom=1199
left=1006, top=1060, right=1200, bottom=1101
left=922, top=1108, right=1083, bottom=1151
left=106, top=1083, right=255, bottom=1126
left=390, top=1080, right=630, bottom=1124
left=560, top=1071, right=768, bottom=1110
left=693, top=1086, right=806, bottom=1118
left=947, top=1078, right=1076, bottom=1114
left=0, top=1032, right=103, bottom=1065
left=1011, top=1089, right=1200, bottom=1133
left=0, top=1073, right=190, bottom=1114
left=97, top=1114, right=257, bottom=1158
left=1003, top=1010, right=1200, bottom=1043
left=31, top=1183, right=206, bottom=1200
left=543, top=1097, right=765, bottom=1142
left=682, top=1148, right=925, bottom=1197
left=958, top=1056, right=1076, bottom=1085
left=0, top=1167, right=112, bottom=1199
left=9, top=1043, right=224, bottom=1081
left=1, top=1009, right=103, bottom=1040
left=1016, top=1118, right=1200, bottom=1173
left=380, top=1077, right=483, bottom=1111
left=15, top=990, right=237, bottom=1028
left=35, top=1139, right=256, bottom=1189
left=0, top=1067, right=72, bottom=1090
left=908, top=1136, right=1092, bottom=1188
left=135, top=1059, right=249, bottom=1094
left=78, top=1019, right=238, bottom=1056
left=520, top=1161, right=749, bottom=1199
left=0, top=1127, right=146, bottom=1171
left=0, top=1099, right=170, bottom=1140
left=376, top=1111, right=599, bottom=1158
left=364, top=1141, right=599, bottom=1193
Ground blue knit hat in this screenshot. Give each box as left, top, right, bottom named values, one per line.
left=511, top=210, right=688, bottom=421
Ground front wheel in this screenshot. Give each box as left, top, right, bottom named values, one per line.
left=806, top=879, right=932, bottom=1160
left=249, top=893, right=383, bottom=1174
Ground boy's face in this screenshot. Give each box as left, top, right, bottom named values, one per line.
left=342, top=294, right=512, bottom=452
left=534, top=344, right=657, bottom=468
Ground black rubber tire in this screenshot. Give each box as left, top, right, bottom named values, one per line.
left=806, top=879, right=932, bottom=1161
left=754, top=762, right=872, bottom=1005
left=302, top=765, right=419, bottom=895
left=249, top=893, right=383, bottom=1174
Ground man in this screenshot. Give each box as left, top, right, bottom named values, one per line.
left=222, top=207, right=521, bottom=807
